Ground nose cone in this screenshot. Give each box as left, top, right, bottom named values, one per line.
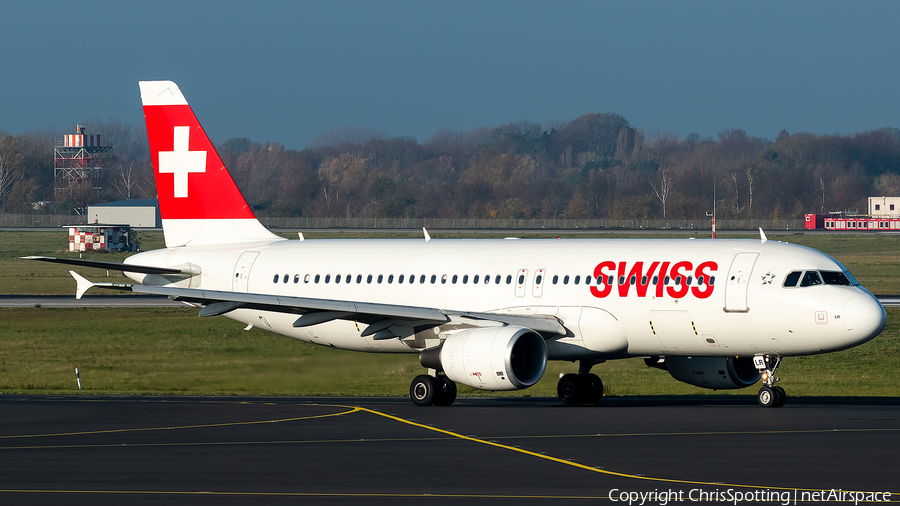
left=843, top=293, right=887, bottom=346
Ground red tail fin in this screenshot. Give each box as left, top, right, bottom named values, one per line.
left=139, top=81, right=282, bottom=247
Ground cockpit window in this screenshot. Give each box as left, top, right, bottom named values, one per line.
left=821, top=270, right=853, bottom=286
left=783, top=271, right=802, bottom=287
left=799, top=271, right=823, bottom=287
left=787, top=269, right=858, bottom=288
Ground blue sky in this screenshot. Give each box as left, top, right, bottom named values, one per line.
left=1, top=0, right=898, bottom=149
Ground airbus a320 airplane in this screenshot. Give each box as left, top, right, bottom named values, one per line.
left=27, top=81, right=887, bottom=408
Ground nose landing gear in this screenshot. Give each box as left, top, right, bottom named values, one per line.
left=754, top=355, right=786, bottom=408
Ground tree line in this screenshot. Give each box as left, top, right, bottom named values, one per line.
left=1, top=113, right=899, bottom=220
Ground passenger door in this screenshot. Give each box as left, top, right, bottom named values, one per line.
left=724, top=253, right=758, bottom=312
left=233, top=251, right=260, bottom=292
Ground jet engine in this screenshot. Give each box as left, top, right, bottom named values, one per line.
left=648, top=356, right=761, bottom=390
left=420, top=326, right=548, bottom=391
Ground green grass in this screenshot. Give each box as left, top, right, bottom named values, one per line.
left=0, top=306, right=898, bottom=397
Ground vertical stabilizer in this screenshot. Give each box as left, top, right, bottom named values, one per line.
left=139, top=81, right=283, bottom=247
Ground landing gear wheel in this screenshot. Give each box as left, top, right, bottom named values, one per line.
left=583, top=373, right=603, bottom=405
left=557, top=373, right=584, bottom=405
left=433, top=375, right=457, bottom=406
left=758, top=386, right=776, bottom=408
left=410, top=375, right=437, bottom=406
left=773, top=386, right=787, bottom=407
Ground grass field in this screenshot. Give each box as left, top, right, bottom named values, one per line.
left=1, top=229, right=899, bottom=398
left=0, top=306, right=897, bottom=397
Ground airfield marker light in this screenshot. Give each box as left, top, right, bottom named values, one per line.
left=75, top=367, right=82, bottom=390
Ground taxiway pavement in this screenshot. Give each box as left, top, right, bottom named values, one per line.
left=0, top=395, right=896, bottom=505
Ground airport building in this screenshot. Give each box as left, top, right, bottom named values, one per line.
left=87, top=199, right=161, bottom=228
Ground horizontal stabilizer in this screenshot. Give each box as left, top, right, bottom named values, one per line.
left=69, top=271, right=133, bottom=299
left=23, top=256, right=198, bottom=276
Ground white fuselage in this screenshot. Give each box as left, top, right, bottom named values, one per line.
left=125, top=237, right=886, bottom=360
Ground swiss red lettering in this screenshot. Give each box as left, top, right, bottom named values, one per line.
left=590, top=261, right=615, bottom=298
left=617, top=261, right=659, bottom=297
left=590, top=260, right=718, bottom=299
left=655, top=261, right=670, bottom=297
left=691, top=261, right=718, bottom=299
left=666, top=261, right=692, bottom=298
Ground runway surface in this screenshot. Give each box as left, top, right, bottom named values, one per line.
left=0, top=396, right=897, bottom=505
left=0, top=295, right=183, bottom=308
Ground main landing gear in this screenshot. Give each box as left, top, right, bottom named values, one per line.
left=410, top=373, right=457, bottom=406
left=557, top=360, right=604, bottom=405
left=755, top=355, right=787, bottom=408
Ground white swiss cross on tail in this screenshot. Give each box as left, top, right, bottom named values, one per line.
left=158, top=126, right=206, bottom=198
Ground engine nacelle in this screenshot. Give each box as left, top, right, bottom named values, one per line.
left=662, top=356, right=761, bottom=390
left=420, top=326, right=548, bottom=391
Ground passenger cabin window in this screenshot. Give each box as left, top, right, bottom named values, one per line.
left=294, top=274, right=300, bottom=284
left=367, top=275, right=373, bottom=284
left=496, top=275, right=502, bottom=284
left=305, top=274, right=310, bottom=283
left=506, top=275, right=512, bottom=284
left=315, top=274, right=321, bottom=283
left=553, top=275, right=559, bottom=284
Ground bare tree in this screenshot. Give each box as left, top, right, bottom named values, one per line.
left=0, top=134, right=24, bottom=211
left=746, top=164, right=757, bottom=217
left=649, top=165, right=673, bottom=218
left=110, top=162, right=145, bottom=200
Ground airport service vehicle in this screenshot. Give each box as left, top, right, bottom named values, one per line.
left=27, top=81, right=887, bottom=408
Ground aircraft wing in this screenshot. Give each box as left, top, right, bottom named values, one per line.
left=130, top=284, right=566, bottom=338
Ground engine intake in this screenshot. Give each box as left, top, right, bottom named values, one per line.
left=660, top=356, right=760, bottom=390
left=420, top=326, right=548, bottom=391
